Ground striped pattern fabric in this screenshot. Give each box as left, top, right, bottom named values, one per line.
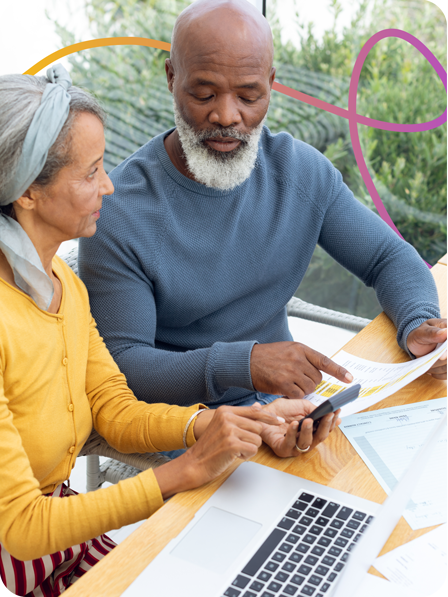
left=0, top=484, right=116, bottom=596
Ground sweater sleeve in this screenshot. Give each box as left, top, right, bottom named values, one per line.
left=85, top=314, right=204, bottom=452
left=318, top=167, right=441, bottom=354
left=0, top=366, right=162, bottom=561
left=79, top=230, right=256, bottom=406
left=0, top=333, right=202, bottom=561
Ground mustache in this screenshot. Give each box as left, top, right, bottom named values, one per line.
left=194, top=127, right=251, bottom=145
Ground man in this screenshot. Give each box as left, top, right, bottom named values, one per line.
left=79, top=0, right=446, bottom=409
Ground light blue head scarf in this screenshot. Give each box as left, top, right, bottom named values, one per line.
left=0, top=64, right=72, bottom=310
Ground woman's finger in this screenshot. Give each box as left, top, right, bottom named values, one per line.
left=233, top=427, right=264, bottom=449
left=283, top=420, right=300, bottom=453
left=232, top=404, right=283, bottom=426
left=296, top=418, right=314, bottom=451
left=329, top=410, right=341, bottom=432
left=295, top=399, right=318, bottom=416
left=236, top=440, right=261, bottom=460
left=313, top=412, right=333, bottom=444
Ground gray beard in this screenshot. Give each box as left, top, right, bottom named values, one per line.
left=173, top=100, right=265, bottom=191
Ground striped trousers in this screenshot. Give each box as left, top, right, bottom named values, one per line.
left=0, top=484, right=116, bottom=596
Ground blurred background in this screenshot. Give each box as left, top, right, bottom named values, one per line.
left=1, top=0, right=446, bottom=320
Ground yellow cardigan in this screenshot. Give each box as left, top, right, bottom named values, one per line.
left=0, top=256, right=202, bottom=561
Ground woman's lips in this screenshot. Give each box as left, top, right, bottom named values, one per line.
left=92, top=210, right=100, bottom=219
left=205, top=138, right=241, bottom=152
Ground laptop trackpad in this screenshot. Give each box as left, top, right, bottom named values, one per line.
left=170, top=506, right=262, bottom=574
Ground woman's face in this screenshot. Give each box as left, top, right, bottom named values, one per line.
left=27, top=112, right=114, bottom=242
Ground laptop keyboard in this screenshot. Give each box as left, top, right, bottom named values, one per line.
left=221, top=491, right=374, bottom=597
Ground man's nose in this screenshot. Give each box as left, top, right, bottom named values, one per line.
left=208, top=94, right=242, bottom=128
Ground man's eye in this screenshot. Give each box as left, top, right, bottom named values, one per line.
left=241, top=97, right=257, bottom=104
left=196, top=95, right=213, bottom=101
left=88, top=168, right=98, bottom=179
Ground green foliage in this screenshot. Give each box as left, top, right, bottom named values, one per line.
left=55, top=1, right=190, bottom=170
left=350, top=8, right=447, bottom=264
left=267, top=0, right=446, bottom=317
left=54, top=0, right=446, bottom=320
left=291, top=0, right=447, bottom=267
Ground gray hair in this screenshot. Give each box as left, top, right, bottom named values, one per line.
left=0, top=73, right=105, bottom=216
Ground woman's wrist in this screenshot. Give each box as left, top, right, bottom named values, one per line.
left=153, top=452, right=199, bottom=499
left=153, top=410, right=215, bottom=499
left=192, top=409, right=215, bottom=440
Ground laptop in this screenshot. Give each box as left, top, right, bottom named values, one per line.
left=122, top=412, right=446, bottom=597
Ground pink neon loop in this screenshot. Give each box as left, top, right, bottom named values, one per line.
left=273, top=28, right=447, bottom=267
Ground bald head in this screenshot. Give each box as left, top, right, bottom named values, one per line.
left=170, top=0, right=273, bottom=73
left=164, top=0, right=276, bottom=188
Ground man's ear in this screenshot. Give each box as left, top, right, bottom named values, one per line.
left=165, top=58, right=175, bottom=93
left=269, top=66, right=276, bottom=89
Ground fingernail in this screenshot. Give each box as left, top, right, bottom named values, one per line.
left=440, top=351, right=447, bottom=361
left=277, top=416, right=286, bottom=423
left=345, top=372, right=353, bottom=382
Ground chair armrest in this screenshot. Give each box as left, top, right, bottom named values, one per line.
left=287, top=297, right=371, bottom=332
left=79, top=429, right=170, bottom=471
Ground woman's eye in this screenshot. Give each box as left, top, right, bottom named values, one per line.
left=88, top=168, right=98, bottom=179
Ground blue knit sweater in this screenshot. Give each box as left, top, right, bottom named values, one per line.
left=78, top=127, right=440, bottom=406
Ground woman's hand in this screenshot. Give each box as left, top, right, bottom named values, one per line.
left=153, top=404, right=281, bottom=499
left=260, top=398, right=341, bottom=458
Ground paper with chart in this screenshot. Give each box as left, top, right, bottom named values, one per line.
left=304, top=341, right=446, bottom=417
left=339, top=398, right=447, bottom=530
left=374, top=524, right=447, bottom=595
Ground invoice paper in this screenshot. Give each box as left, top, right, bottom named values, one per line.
left=353, top=573, right=420, bottom=597
left=304, top=341, right=447, bottom=417
left=339, top=398, right=447, bottom=530
left=374, top=524, right=447, bottom=595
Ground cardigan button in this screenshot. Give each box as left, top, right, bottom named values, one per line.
left=68, top=404, right=74, bottom=412
left=69, top=446, right=75, bottom=454
left=62, top=357, right=68, bottom=366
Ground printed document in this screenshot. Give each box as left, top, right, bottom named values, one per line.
left=339, top=398, right=447, bottom=530
left=353, top=573, right=420, bottom=597
left=374, top=524, right=447, bottom=595
left=304, top=341, right=446, bottom=417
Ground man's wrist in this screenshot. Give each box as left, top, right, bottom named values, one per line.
left=402, top=317, right=433, bottom=358
left=211, top=340, right=259, bottom=393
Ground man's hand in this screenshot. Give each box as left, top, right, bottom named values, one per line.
left=407, top=318, right=447, bottom=380
left=259, top=398, right=341, bottom=457
left=250, top=341, right=353, bottom=399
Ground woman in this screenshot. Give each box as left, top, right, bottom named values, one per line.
left=0, top=65, right=340, bottom=596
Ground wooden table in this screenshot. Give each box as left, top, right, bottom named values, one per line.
left=66, top=259, right=447, bottom=596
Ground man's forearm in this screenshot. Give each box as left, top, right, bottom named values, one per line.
left=319, top=177, right=440, bottom=355
left=114, top=340, right=256, bottom=406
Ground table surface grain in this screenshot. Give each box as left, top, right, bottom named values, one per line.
left=66, top=258, right=447, bottom=596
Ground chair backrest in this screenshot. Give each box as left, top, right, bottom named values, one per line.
left=60, top=245, right=79, bottom=276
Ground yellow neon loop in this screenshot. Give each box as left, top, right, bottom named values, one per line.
left=24, top=37, right=171, bottom=75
